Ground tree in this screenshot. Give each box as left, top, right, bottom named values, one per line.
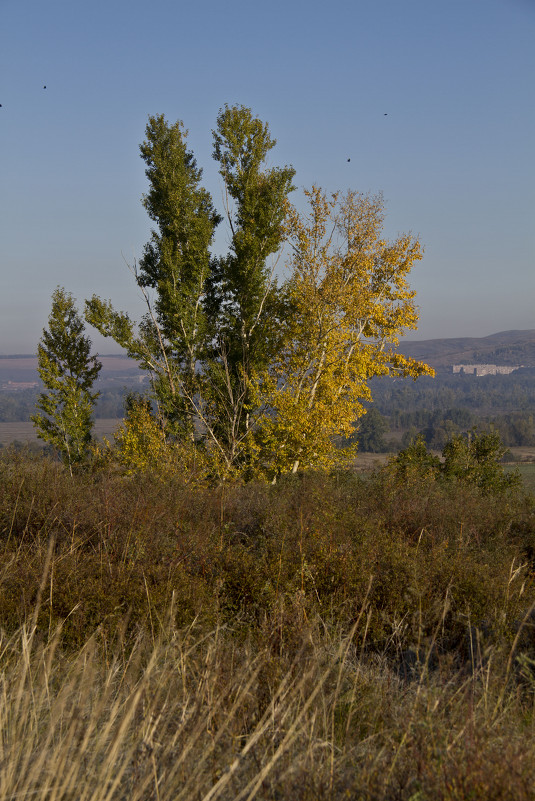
left=204, top=105, right=296, bottom=460
left=251, top=187, right=433, bottom=477
left=136, top=114, right=222, bottom=437
left=32, top=287, right=101, bottom=474
left=111, top=393, right=170, bottom=475
left=442, top=431, right=521, bottom=493
left=388, top=435, right=441, bottom=483
left=351, top=407, right=389, bottom=452
left=388, top=431, right=521, bottom=494
left=85, top=110, right=431, bottom=480
left=86, top=105, right=295, bottom=475
left=208, top=105, right=295, bottom=375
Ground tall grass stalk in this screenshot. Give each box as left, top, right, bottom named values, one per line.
left=0, top=609, right=534, bottom=799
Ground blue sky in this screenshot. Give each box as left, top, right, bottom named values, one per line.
left=1, top=0, right=533, bottom=354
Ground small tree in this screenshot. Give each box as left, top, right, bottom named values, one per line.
left=387, top=435, right=441, bottom=483
left=112, top=393, right=168, bottom=474
left=387, top=431, right=521, bottom=494
left=32, top=287, right=101, bottom=474
left=442, top=431, right=522, bottom=493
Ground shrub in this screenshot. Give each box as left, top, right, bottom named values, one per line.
left=387, top=431, right=522, bottom=495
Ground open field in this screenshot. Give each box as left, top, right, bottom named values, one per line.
left=0, top=419, right=122, bottom=445
left=0, top=355, right=142, bottom=373
left=0, top=355, right=145, bottom=391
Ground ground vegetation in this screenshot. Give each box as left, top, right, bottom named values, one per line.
left=0, top=445, right=534, bottom=798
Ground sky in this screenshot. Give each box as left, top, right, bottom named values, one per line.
left=1, top=0, right=534, bottom=354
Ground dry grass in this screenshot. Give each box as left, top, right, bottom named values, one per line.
left=1, top=450, right=535, bottom=798
left=2, top=600, right=535, bottom=801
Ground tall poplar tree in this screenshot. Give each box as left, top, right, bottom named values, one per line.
left=86, top=105, right=295, bottom=469
left=209, top=105, right=295, bottom=368
left=85, top=106, right=431, bottom=479
left=137, top=114, right=221, bottom=435
left=253, top=187, right=434, bottom=478
left=32, top=287, right=101, bottom=474
left=203, top=105, right=295, bottom=460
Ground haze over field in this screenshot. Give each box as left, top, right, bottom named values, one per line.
left=2, top=330, right=535, bottom=383
left=1, top=0, right=534, bottom=354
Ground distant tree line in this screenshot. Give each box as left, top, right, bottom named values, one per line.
left=368, top=370, right=535, bottom=414
left=4, top=376, right=535, bottom=452
left=397, top=409, right=535, bottom=450
left=349, top=370, right=535, bottom=452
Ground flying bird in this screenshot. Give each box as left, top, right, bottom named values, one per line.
left=43, top=85, right=47, bottom=89
left=347, top=158, right=350, bottom=162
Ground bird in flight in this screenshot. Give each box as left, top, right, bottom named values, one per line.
left=347, top=158, right=351, bottom=162
left=1, top=85, right=47, bottom=107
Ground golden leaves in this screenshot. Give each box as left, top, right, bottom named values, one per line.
left=251, top=187, right=433, bottom=478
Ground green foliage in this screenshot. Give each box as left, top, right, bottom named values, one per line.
left=31, top=287, right=101, bottom=473
left=371, top=370, right=535, bottom=416
left=0, top=389, right=40, bottom=422
left=388, top=434, right=441, bottom=481
left=0, top=388, right=143, bottom=423
left=204, top=106, right=297, bottom=465
left=351, top=407, right=389, bottom=452
left=86, top=106, right=296, bottom=475
left=209, top=104, right=295, bottom=360
left=369, top=370, right=535, bottom=448
left=389, top=430, right=522, bottom=494
left=110, top=393, right=166, bottom=474
left=86, top=106, right=431, bottom=480
left=442, top=430, right=523, bottom=492
left=137, top=114, right=221, bottom=436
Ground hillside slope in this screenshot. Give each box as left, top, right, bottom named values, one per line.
left=399, top=329, right=535, bottom=369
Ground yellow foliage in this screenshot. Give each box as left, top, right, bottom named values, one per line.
left=112, top=400, right=210, bottom=482
left=113, top=401, right=168, bottom=474
left=252, top=187, right=433, bottom=479
left=92, top=186, right=432, bottom=484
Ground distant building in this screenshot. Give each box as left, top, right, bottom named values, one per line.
left=452, top=364, right=521, bottom=376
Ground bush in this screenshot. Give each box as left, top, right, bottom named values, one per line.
left=388, top=431, right=522, bottom=495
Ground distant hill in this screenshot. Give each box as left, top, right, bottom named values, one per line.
left=399, top=330, right=535, bottom=369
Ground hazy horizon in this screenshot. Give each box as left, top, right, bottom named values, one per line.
left=1, top=0, right=534, bottom=354
left=2, top=327, right=535, bottom=359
